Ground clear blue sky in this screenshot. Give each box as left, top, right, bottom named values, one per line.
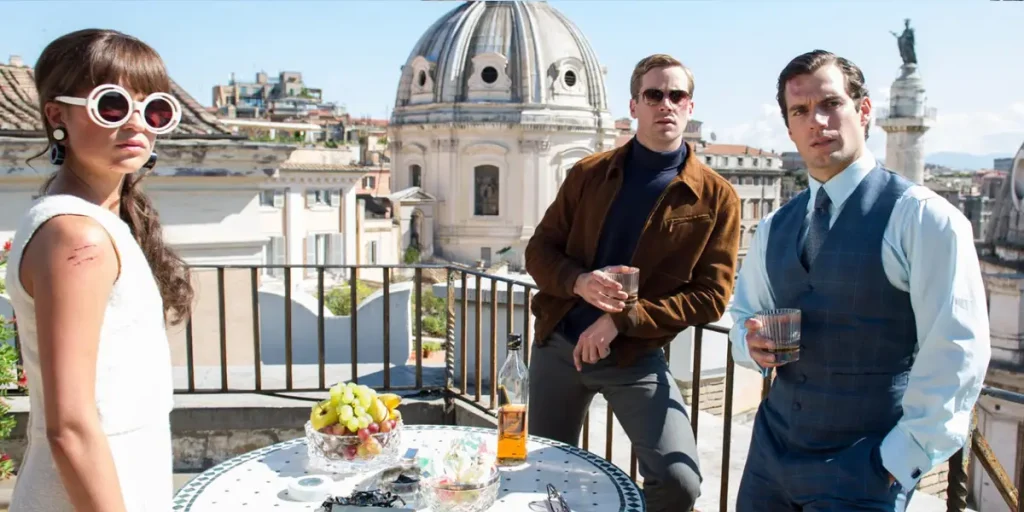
left=2, top=1, right=1022, bottom=161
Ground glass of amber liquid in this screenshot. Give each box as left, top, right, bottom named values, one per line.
left=497, top=334, right=528, bottom=466
left=755, top=308, right=802, bottom=364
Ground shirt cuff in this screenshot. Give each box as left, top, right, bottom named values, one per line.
left=879, top=424, right=933, bottom=490
left=730, top=322, right=770, bottom=378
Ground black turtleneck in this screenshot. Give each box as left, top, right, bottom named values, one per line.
left=558, top=137, right=687, bottom=343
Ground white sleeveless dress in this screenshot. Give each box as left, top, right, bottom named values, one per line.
left=4, top=195, right=175, bottom=511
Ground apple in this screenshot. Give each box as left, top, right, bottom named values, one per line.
left=310, top=400, right=339, bottom=431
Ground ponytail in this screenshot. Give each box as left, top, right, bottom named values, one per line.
left=119, top=174, right=194, bottom=325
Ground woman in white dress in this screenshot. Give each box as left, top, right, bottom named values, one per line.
left=4, top=29, right=192, bottom=511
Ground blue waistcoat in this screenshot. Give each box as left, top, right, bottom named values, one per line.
left=761, top=166, right=918, bottom=454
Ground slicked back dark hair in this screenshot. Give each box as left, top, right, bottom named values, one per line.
left=776, top=49, right=871, bottom=139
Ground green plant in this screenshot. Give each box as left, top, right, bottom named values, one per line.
left=421, top=340, right=442, bottom=356
left=0, top=239, right=9, bottom=295
left=0, top=238, right=20, bottom=479
left=402, top=246, right=420, bottom=264
left=412, top=290, right=446, bottom=337
left=321, top=280, right=377, bottom=317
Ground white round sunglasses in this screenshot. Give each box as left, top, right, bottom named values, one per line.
left=54, top=84, right=182, bottom=135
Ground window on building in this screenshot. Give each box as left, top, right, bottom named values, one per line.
left=411, top=164, right=422, bottom=187
left=260, top=189, right=285, bottom=208
left=362, top=176, right=376, bottom=189
left=367, top=241, right=378, bottom=264
left=306, top=189, right=340, bottom=208
left=705, top=156, right=713, bottom=165
left=305, top=233, right=344, bottom=277
left=263, top=236, right=285, bottom=277
left=474, top=165, right=500, bottom=216
left=481, top=66, right=498, bottom=84
left=737, top=157, right=745, bottom=167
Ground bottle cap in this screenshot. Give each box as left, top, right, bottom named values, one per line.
left=507, top=333, right=522, bottom=350
left=286, top=475, right=332, bottom=502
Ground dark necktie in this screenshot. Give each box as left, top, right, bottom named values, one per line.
left=801, top=189, right=831, bottom=270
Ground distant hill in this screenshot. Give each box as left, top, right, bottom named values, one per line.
left=925, top=152, right=1013, bottom=171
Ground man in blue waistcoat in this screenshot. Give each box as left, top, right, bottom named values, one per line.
left=729, top=50, right=991, bottom=511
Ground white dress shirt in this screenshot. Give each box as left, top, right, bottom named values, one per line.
left=728, top=149, right=991, bottom=490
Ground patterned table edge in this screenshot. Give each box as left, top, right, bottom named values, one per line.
left=172, top=424, right=645, bottom=512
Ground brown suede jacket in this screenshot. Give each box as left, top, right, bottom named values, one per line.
left=524, top=140, right=742, bottom=366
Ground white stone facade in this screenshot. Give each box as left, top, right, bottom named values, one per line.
left=388, top=0, right=618, bottom=267
left=0, top=139, right=402, bottom=284
left=876, top=64, right=936, bottom=185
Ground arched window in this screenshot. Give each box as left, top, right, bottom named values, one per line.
left=410, top=164, right=422, bottom=187
left=474, top=165, right=499, bottom=216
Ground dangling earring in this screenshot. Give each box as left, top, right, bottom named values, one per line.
left=143, top=152, right=158, bottom=170
left=49, top=127, right=67, bottom=165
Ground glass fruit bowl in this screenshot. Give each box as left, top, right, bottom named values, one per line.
left=420, top=467, right=500, bottom=512
left=304, top=419, right=404, bottom=473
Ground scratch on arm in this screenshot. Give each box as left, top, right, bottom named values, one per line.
left=66, top=244, right=100, bottom=266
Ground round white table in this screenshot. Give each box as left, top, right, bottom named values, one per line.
left=172, top=424, right=645, bottom=512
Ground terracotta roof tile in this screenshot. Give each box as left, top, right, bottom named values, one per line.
left=700, top=143, right=781, bottom=158
left=0, top=63, right=234, bottom=139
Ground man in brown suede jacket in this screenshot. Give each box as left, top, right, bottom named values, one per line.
left=525, top=54, right=741, bottom=512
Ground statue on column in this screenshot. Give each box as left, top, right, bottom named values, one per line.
left=890, top=18, right=917, bottom=65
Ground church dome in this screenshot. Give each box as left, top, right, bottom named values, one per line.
left=393, top=0, right=609, bottom=115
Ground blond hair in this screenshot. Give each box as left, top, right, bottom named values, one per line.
left=629, top=54, right=694, bottom=99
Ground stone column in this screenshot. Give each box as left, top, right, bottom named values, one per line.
left=518, top=138, right=550, bottom=243
left=876, top=64, right=935, bottom=185
left=284, top=185, right=305, bottom=288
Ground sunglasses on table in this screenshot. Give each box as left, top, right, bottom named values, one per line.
left=54, top=84, right=182, bottom=134
left=546, top=483, right=571, bottom=512
left=639, top=88, right=691, bottom=106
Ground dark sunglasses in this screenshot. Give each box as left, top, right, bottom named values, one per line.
left=546, top=483, right=570, bottom=512
left=640, top=88, right=691, bottom=106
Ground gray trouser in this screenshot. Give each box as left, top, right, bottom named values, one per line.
left=527, top=332, right=702, bottom=512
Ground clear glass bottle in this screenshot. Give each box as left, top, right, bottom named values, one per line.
left=497, top=333, right=528, bottom=466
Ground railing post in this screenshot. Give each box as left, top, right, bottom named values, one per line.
left=690, top=327, right=703, bottom=438
left=946, top=411, right=975, bottom=512
left=317, top=267, right=325, bottom=390
left=217, top=267, right=228, bottom=392
left=349, top=268, right=358, bottom=384
left=444, top=267, right=456, bottom=419
left=415, top=268, right=423, bottom=389
left=382, top=270, right=391, bottom=390
left=251, top=268, right=262, bottom=391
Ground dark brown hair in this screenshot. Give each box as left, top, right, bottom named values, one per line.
left=629, top=54, right=694, bottom=99
left=32, top=29, right=193, bottom=325
left=776, top=49, right=870, bottom=139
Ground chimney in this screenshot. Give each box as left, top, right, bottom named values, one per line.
left=9, top=55, right=23, bottom=67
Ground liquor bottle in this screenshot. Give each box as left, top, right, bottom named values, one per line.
left=497, top=333, right=528, bottom=465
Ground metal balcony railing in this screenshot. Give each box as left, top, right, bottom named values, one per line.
left=5, top=262, right=1020, bottom=511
